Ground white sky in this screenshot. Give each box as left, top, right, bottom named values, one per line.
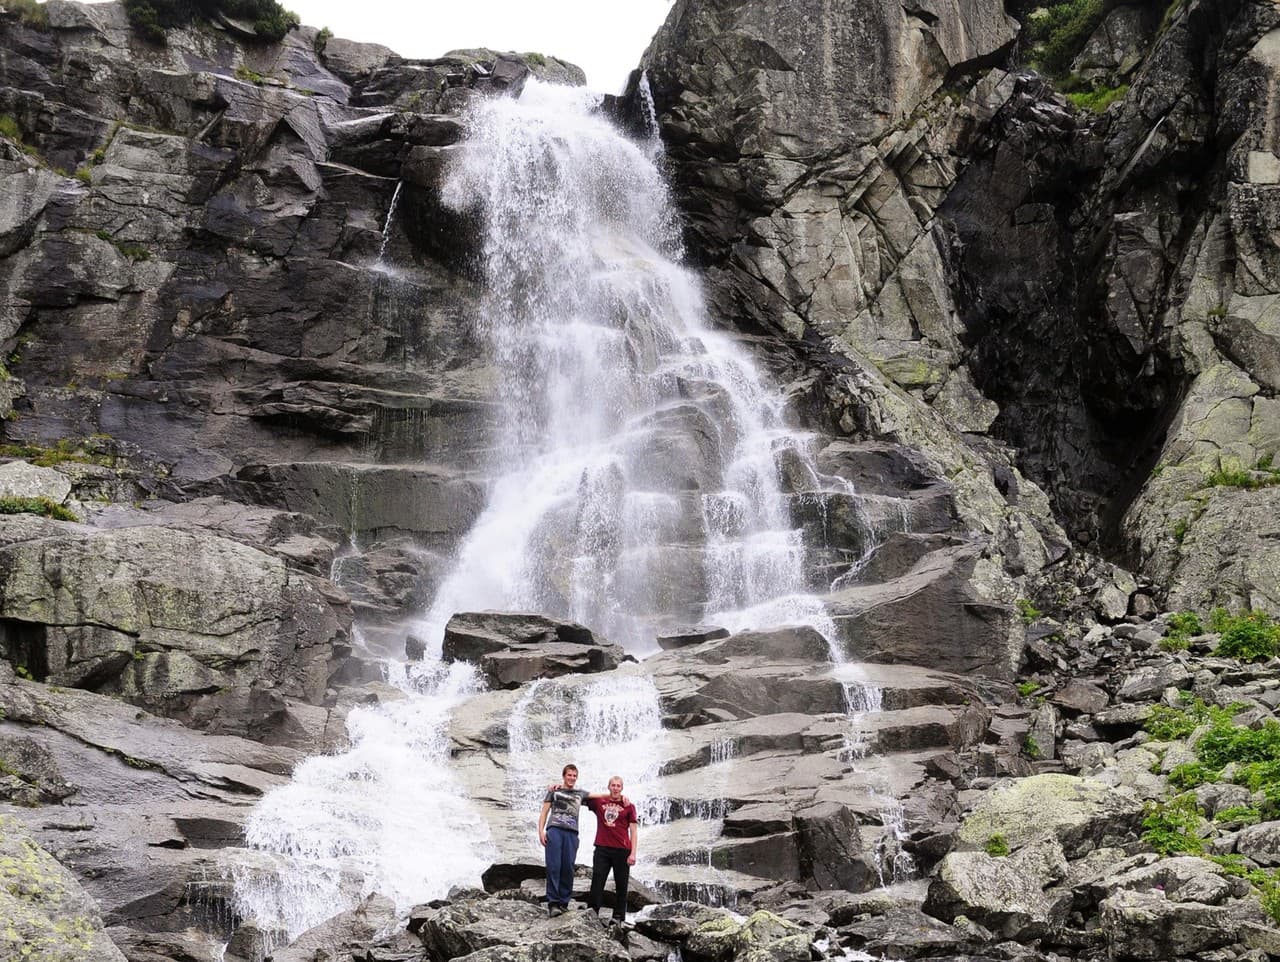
left=287, top=0, right=674, bottom=94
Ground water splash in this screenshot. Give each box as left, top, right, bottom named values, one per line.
left=233, top=661, right=495, bottom=941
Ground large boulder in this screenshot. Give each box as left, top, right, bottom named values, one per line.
left=408, top=894, right=629, bottom=962
left=442, top=612, right=624, bottom=688
left=953, top=773, right=1144, bottom=857
left=923, top=837, right=1071, bottom=939
left=0, top=520, right=349, bottom=733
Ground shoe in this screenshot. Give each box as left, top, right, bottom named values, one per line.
left=612, top=917, right=630, bottom=928
left=549, top=905, right=564, bottom=918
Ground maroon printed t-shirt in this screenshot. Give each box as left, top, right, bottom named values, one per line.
left=586, top=796, right=638, bottom=850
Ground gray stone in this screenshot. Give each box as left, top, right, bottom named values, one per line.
left=0, top=460, right=72, bottom=504
left=1052, top=680, right=1109, bottom=715
left=442, top=612, right=624, bottom=689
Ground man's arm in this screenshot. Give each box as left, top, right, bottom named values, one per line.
left=538, top=801, right=551, bottom=847
left=627, top=819, right=638, bottom=865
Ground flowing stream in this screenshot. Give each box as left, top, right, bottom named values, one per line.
left=233, top=78, right=904, bottom=945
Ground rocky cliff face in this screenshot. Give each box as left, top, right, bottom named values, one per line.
left=640, top=0, right=1280, bottom=617
left=2, top=1, right=1280, bottom=962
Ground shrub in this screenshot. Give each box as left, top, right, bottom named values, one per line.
left=1027, top=0, right=1107, bottom=77
left=1263, top=881, right=1280, bottom=926
left=0, top=496, right=78, bottom=522
left=1142, top=795, right=1204, bottom=855
left=985, top=834, right=1010, bottom=857
left=1213, top=610, right=1280, bottom=662
left=0, top=114, right=22, bottom=142
left=1023, top=734, right=1042, bottom=759
left=73, top=167, right=93, bottom=184
left=5, top=0, right=49, bottom=28
left=1167, top=762, right=1217, bottom=791
left=1214, top=806, right=1262, bottom=826
left=1145, top=698, right=1237, bottom=741
left=1016, top=680, right=1041, bottom=697
left=313, top=25, right=332, bottom=54
left=1016, top=598, right=1043, bottom=624
left=124, top=0, right=300, bottom=46
left=235, top=64, right=266, bottom=84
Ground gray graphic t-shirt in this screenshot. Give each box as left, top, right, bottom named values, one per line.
left=543, top=787, right=589, bottom=831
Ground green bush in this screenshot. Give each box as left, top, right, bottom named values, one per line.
left=1167, top=762, right=1217, bottom=791
left=1016, top=598, right=1043, bottom=624
left=1142, top=795, right=1204, bottom=855
left=1161, top=611, right=1202, bottom=651
left=1016, top=680, right=1041, bottom=697
left=1145, top=698, right=1237, bottom=742
left=0, top=496, right=78, bottom=522
left=985, top=833, right=1010, bottom=857
left=5, top=0, right=49, bottom=28
left=0, top=114, right=22, bottom=142
left=1263, top=881, right=1280, bottom=926
left=313, top=25, right=332, bottom=54
left=124, top=0, right=300, bottom=46
left=1213, top=610, right=1280, bottom=662
left=1023, top=734, right=1042, bottom=759
left=1214, top=806, right=1262, bottom=826
left=1027, top=0, right=1108, bottom=77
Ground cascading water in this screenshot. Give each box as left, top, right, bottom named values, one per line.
left=235, top=78, right=910, bottom=948
left=375, top=179, right=403, bottom=268
left=417, top=80, right=839, bottom=652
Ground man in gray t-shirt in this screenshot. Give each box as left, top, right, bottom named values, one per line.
left=538, top=764, right=588, bottom=916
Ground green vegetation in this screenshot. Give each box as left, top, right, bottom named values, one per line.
left=123, top=0, right=300, bottom=45
left=1142, top=794, right=1204, bottom=855
left=1172, top=517, right=1189, bottom=545
left=1016, top=680, right=1041, bottom=697
left=73, top=166, right=92, bottom=184
left=1204, top=457, right=1280, bottom=491
left=985, top=833, right=1010, bottom=857
left=1023, top=734, right=1042, bottom=760
left=1026, top=0, right=1107, bottom=77
left=0, top=439, right=115, bottom=469
left=0, top=114, right=21, bottom=142
left=1066, top=83, right=1128, bottom=113
left=1167, top=762, right=1217, bottom=791
left=1016, top=598, right=1043, bottom=624
left=1214, top=806, right=1262, bottom=826
left=5, top=0, right=50, bottom=28
left=313, top=25, right=332, bottom=53
left=1262, top=881, right=1280, bottom=926
left=0, top=496, right=78, bottom=522
left=1211, top=609, right=1280, bottom=662
left=235, top=63, right=266, bottom=84
left=523, top=52, right=548, bottom=67
left=1161, top=611, right=1202, bottom=651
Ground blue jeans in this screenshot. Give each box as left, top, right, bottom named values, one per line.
left=545, top=826, right=579, bottom=906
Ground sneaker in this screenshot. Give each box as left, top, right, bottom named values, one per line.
left=549, top=905, right=564, bottom=918
left=612, top=917, right=630, bottom=928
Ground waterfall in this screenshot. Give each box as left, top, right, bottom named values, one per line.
left=416, top=80, right=838, bottom=653
left=234, top=79, right=904, bottom=945
left=376, top=179, right=403, bottom=268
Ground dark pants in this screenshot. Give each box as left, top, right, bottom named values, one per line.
left=545, top=826, right=579, bottom=906
left=588, top=845, right=631, bottom=920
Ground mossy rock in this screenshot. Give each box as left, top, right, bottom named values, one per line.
left=0, top=815, right=125, bottom=961
left=685, top=910, right=809, bottom=962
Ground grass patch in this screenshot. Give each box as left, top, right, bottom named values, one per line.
left=0, top=114, right=21, bottom=141
left=235, top=64, right=267, bottom=84
left=0, top=439, right=114, bottom=468
left=73, top=166, right=93, bottom=184
left=1066, top=83, right=1128, bottom=113
left=0, top=496, right=78, bottom=522
left=5, top=0, right=49, bottom=28
left=985, top=833, right=1010, bottom=857
left=1214, top=806, right=1262, bottom=826
left=1204, top=457, right=1280, bottom=491
left=1016, top=598, right=1043, bottom=624
left=1211, top=609, right=1280, bottom=662
left=1016, top=680, right=1041, bottom=697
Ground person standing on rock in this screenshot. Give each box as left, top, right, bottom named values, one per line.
left=585, top=775, right=639, bottom=927
left=538, top=763, right=588, bottom=917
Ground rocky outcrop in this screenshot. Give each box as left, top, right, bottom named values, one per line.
left=442, top=611, right=626, bottom=688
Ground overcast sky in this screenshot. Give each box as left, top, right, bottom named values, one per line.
left=286, top=0, right=674, bottom=94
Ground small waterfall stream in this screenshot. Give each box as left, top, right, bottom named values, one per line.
left=233, top=78, right=910, bottom=945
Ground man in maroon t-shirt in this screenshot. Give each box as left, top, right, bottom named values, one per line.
left=585, top=774, right=639, bottom=924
